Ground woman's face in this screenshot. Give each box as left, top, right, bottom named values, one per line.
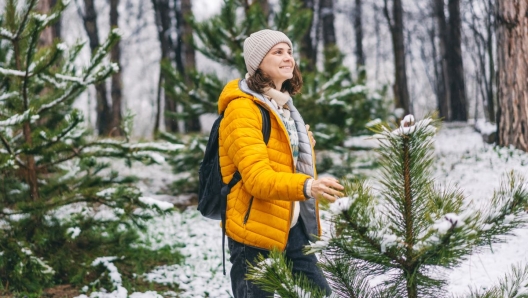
left=259, top=42, right=295, bottom=88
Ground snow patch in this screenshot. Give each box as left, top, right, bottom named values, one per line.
left=138, top=196, right=173, bottom=211
left=67, top=227, right=81, bottom=239
left=330, top=196, right=354, bottom=214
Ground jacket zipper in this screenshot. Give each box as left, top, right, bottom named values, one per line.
left=243, top=196, right=254, bottom=225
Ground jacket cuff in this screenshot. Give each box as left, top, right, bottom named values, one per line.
left=303, top=178, right=314, bottom=199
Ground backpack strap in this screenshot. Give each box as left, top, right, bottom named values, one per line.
left=221, top=103, right=271, bottom=275
left=258, top=104, right=271, bottom=144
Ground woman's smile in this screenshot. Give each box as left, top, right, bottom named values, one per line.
left=259, top=42, right=295, bottom=89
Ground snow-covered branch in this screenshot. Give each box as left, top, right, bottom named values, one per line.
left=0, top=27, right=15, bottom=39
left=37, top=85, right=81, bottom=114
left=0, top=110, right=39, bottom=127
left=0, top=67, right=30, bottom=77
left=0, top=91, right=19, bottom=102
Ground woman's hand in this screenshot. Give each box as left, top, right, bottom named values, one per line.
left=306, top=124, right=316, bottom=147
left=310, top=177, right=344, bottom=203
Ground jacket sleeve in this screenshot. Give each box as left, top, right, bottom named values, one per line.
left=221, top=98, right=310, bottom=202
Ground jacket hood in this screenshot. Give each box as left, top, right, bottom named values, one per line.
left=218, top=79, right=253, bottom=114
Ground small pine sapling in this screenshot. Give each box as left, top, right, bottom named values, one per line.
left=248, top=115, right=528, bottom=297
left=0, top=0, right=183, bottom=293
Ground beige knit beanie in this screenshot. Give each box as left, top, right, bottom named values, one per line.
left=243, top=29, right=293, bottom=76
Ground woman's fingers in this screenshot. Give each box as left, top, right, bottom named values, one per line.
left=324, top=185, right=344, bottom=198
left=321, top=192, right=337, bottom=202
left=312, top=178, right=345, bottom=202
left=306, top=124, right=316, bottom=146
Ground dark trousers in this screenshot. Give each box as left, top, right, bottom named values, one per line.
left=228, top=218, right=332, bottom=298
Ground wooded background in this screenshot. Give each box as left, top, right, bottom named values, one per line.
left=32, top=0, right=528, bottom=151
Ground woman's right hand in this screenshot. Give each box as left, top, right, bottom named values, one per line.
left=310, top=177, right=344, bottom=203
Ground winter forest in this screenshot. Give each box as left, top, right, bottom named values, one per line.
left=1, top=0, right=528, bottom=297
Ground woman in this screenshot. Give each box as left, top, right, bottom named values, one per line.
left=218, top=29, right=344, bottom=297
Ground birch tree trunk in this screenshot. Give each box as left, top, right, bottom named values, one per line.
left=496, top=0, right=528, bottom=152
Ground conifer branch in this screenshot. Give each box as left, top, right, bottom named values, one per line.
left=22, top=19, right=42, bottom=110
left=31, top=46, right=63, bottom=76
left=413, top=224, right=456, bottom=265
left=37, top=84, right=82, bottom=114
left=36, top=151, right=78, bottom=170
left=0, top=133, right=13, bottom=155
left=32, top=114, right=82, bottom=155
left=0, top=27, right=14, bottom=40
left=342, top=209, right=405, bottom=266
left=14, top=0, right=38, bottom=40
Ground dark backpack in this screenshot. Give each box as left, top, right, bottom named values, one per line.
left=198, top=103, right=270, bottom=274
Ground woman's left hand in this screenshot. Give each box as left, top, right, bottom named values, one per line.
left=306, top=124, right=316, bottom=147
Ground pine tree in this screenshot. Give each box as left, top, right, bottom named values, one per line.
left=160, top=0, right=389, bottom=198
left=295, top=50, right=388, bottom=148
left=0, top=0, right=182, bottom=293
left=247, top=115, right=528, bottom=297
left=164, top=0, right=387, bottom=148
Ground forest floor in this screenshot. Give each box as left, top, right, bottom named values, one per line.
left=21, top=122, right=528, bottom=297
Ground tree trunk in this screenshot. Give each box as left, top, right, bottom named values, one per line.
left=151, top=0, right=177, bottom=133
left=433, top=0, right=450, bottom=120
left=177, top=0, right=200, bottom=132
left=496, top=0, right=528, bottom=152
left=354, top=0, right=365, bottom=69
left=36, top=0, right=61, bottom=130
left=82, top=0, right=112, bottom=136
left=14, top=28, right=39, bottom=200
left=447, top=0, right=467, bottom=121
left=51, top=0, right=61, bottom=39
left=153, top=71, right=163, bottom=136
left=180, top=0, right=195, bottom=71
left=319, top=0, right=337, bottom=48
left=384, top=0, right=411, bottom=115
left=300, top=0, right=317, bottom=72
left=255, top=0, right=270, bottom=20
left=467, top=0, right=496, bottom=123
left=23, top=122, right=39, bottom=200
left=485, top=0, right=496, bottom=123
left=36, top=0, right=55, bottom=46
left=109, top=0, right=123, bottom=137
left=37, top=0, right=61, bottom=45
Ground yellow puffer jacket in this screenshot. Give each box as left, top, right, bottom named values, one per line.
left=218, top=79, right=321, bottom=251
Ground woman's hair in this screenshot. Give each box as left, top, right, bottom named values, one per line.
left=246, top=64, right=303, bottom=95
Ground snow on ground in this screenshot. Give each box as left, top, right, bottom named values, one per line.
left=433, top=123, right=528, bottom=295
left=79, top=123, right=528, bottom=297
left=140, top=210, right=232, bottom=297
